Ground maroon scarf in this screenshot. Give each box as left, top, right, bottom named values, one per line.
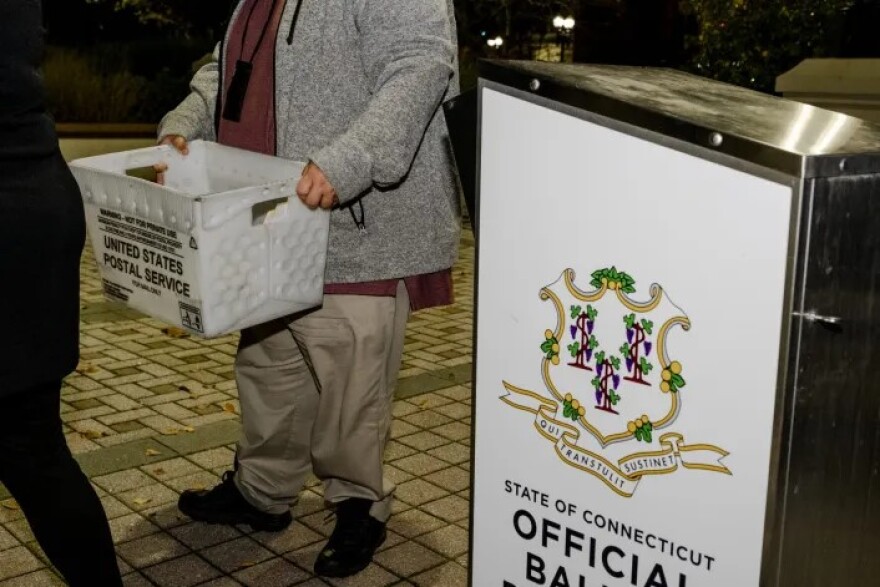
left=217, top=0, right=285, bottom=155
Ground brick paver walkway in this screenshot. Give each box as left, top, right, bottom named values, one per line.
left=0, top=229, right=475, bottom=587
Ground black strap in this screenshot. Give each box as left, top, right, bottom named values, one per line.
left=286, top=0, right=305, bottom=45
left=213, top=1, right=242, bottom=136
left=221, top=0, right=283, bottom=123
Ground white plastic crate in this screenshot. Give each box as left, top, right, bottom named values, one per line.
left=70, top=140, right=330, bottom=337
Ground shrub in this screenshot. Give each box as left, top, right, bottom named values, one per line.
left=42, top=47, right=146, bottom=122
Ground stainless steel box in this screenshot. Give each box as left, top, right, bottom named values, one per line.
left=468, top=60, right=880, bottom=586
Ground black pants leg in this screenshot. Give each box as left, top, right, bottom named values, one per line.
left=0, top=381, right=122, bottom=586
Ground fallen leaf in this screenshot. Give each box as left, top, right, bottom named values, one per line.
left=1, top=500, right=20, bottom=511
left=152, top=468, right=166, bottom=476
left=81, top=430, right=107, bottom=440
left=162, top=327, right=189, bottom=339
left=223, top=403, right=237, bottom=414
left=145, top=448, right=161, bottom=457
left=162, top=429, right=180, bottom=436
left=183, top=426, right=195, bottom=433
left=76, top=362, right=98, bottom=374
left=133, top=498, right=152, bottom=507
left=178, top=385, right=191, bottom=393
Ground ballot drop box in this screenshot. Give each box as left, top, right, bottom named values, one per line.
left=469, top=61, right=880, bottom=587
left=70, top=141, right=329, bottom=337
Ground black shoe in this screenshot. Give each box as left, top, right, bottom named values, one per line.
left=178, top=471, right=292, bottom=532
left=314, top=498, right=387, bottom=578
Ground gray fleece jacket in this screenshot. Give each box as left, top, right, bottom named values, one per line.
left=158, top=0, right=461, bottom=284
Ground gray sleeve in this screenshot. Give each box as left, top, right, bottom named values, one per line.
left=309, top=0, right=454, bottom=203
left=157, top=43, right=221, bottom=142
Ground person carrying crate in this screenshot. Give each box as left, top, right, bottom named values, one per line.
left=158, top=0, right=460, bottom=578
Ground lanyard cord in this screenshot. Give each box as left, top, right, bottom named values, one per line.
left=286, top=0, right=305, bottom=45
left=348, top=200, right=366, bottom=232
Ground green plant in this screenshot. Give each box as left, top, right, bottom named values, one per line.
left=540, top=329, right=561, bottom=365
left=628, top=415, right=654, bottom=443
left=660, top=361, right=687, bottom=394
left=590, top=267, right=635, bottom=293
left=42, top=47, right=145, bottom=122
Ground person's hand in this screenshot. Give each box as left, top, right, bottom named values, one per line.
left=154, top=135, right=189, bottom=184
left=296, top=162, right=338, bottom=210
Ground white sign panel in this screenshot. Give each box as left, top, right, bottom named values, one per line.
left=472, top=89, right=793, bottom=587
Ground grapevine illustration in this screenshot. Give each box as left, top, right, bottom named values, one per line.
left=591, top=351, right=622, bottom=414
left=503, top=266, right=731, bottom=496
left=541, top=267, right=691, bottom=446
left=620, top=313, right=654, bottom=386
left=568, top=304, right=599, bottom=370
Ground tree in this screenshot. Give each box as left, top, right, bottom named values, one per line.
left=681, top=0, right=854, bottom=92
left=839, top=0, right=880, bottom=56
left=457, top=0, right=575, bottom=57
left=43, top=0, right=134, bottom=45
left=442, top=0, right=572, bottom=89
left=82, top=0, right=236, bottom=39
left=572, top=0, right=688, bottom=67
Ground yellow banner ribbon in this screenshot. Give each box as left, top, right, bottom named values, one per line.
left=501, top=382, right=731, bottom=497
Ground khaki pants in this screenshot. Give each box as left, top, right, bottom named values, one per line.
left=233, top=282, right=410, bottom=522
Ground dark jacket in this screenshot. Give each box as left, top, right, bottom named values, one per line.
left=0, top=0, right=84, bottom=395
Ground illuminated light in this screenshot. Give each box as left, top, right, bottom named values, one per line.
left=554, top=16, right=575, bottom=30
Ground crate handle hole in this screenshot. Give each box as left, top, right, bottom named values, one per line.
left=125, top=165, right=162, bottom=183
left=253, top=198, right=289, bottom=225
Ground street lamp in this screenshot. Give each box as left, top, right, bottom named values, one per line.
left=553, top=16, right=575, bottom=62
left=487, top=36, right=504, bottom=50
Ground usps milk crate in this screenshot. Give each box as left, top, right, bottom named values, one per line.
left=69, top=140, right=330, bottom=337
